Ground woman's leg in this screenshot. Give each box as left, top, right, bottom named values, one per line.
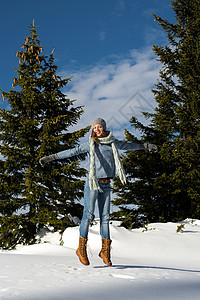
left=98, top=182, right=112, bottom=266
left=79, top=180, right=98, bottom=239
left=98, top=182, right=111, bottom=240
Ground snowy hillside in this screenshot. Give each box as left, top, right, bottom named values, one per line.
left=0, top=219, right=200, bottom=300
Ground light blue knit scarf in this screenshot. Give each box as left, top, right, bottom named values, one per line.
left=89, top=132, right=126, bottom=192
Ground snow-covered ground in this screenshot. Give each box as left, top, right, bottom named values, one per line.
left=0, top=219, right=200, bottom=300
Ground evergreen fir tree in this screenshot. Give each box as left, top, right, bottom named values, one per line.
left=112, top=0, right=200, bottom=228
left=0, top=21, right=89, bottom=249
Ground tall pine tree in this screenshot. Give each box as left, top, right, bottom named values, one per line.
left=0, top=21, right=89, bottom=249
left=112, top=0, right=200, bottom=228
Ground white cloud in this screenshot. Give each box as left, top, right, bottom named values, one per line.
left=62, top=47, right=161, bottom=140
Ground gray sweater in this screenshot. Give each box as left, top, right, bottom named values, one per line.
left=57, top=139, right=143, bottom=179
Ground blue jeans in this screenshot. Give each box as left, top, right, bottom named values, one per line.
left=80, top=179, right=111, bottom=239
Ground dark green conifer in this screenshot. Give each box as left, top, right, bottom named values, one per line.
left=112, top=0, right=200, bottom=227
left=0, top=21, right=89, bottom=249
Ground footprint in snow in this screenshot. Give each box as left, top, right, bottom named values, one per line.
left=67, top=266, right=82, bottom=271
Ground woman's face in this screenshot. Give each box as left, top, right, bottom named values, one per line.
left=93, top=124, right=104, bottom=137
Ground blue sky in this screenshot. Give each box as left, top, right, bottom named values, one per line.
left=1, top=0, right=175, bottom=138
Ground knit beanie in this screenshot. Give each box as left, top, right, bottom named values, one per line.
left=92, top=118, right=106, bottom=130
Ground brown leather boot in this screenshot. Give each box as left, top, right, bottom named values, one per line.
left=99, top=238, right=112, bottom=266
left=76, top=237, right=90, bottom=266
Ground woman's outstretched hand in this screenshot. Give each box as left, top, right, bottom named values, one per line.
left=143, top=143, right=158, bottom=152
left=39, top=154, right=58, bottom=166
